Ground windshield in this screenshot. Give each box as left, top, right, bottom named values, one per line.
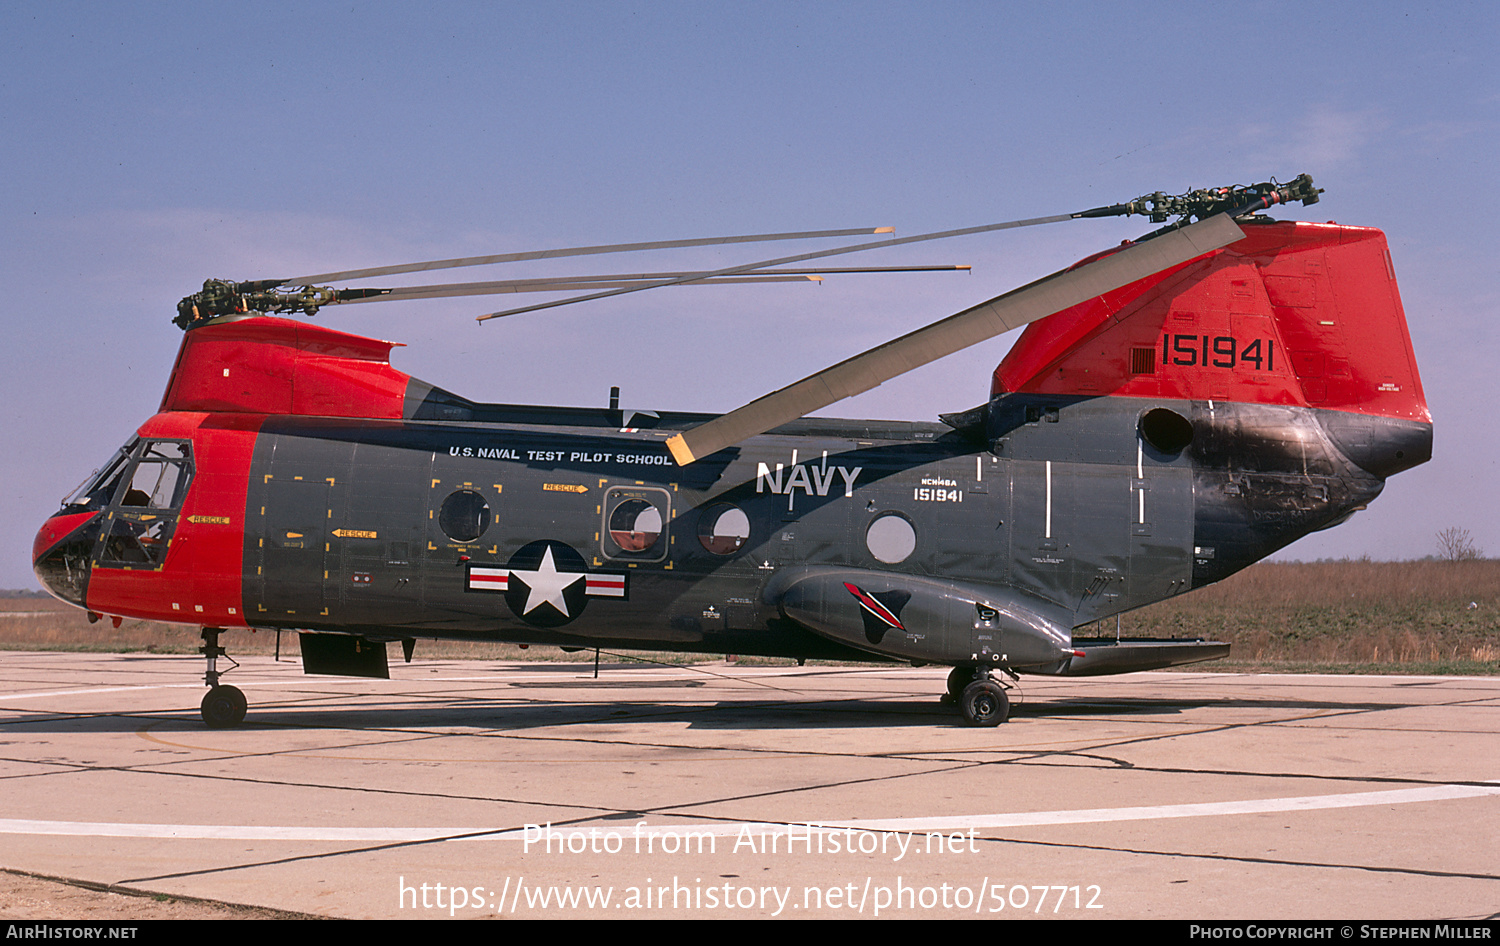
left=61, top=440, right=137, bottom=511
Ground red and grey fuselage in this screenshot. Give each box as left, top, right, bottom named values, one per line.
left=34, top=220, right=1430, bottom=675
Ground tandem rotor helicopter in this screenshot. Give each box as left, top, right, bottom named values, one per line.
left=32, top=175, right=1431, bottom=728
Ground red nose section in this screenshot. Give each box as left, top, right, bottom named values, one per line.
left=33, top=511, right=96, bottom=564
left=33, top=510, right=99, bottom=608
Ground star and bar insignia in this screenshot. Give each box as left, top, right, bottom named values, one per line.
left=466, top=539, right=627, bottom=627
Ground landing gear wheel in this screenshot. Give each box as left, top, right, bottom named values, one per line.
left=943, top=665, right=976, bottom=704
left=201, top=685, right=247, bottom=728
left=960, top=679, right=1010, bottom=727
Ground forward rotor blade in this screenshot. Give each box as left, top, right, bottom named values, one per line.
left=477, top=214, right=1076, bottom=321
left=664, top=213, right=1244, bottom=465
left=326, top=265, right=971, bottom=305
left=341, top=274, right=823, bottom=302
left=279, top=227, right=893, bottom=285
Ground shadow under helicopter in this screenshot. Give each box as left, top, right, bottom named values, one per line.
left=0, top=687, right=1409, bottom=735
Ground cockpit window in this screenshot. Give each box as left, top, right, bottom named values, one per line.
left=125, top=449, right=192, bottom=509
left=102, top=515, right=173, bottom=565
left=94, top=439, right=194, bottom=570
left=62, top=441, right=136, bottom=511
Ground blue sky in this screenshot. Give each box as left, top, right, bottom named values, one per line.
left=3, top=1, right=1496, bottom=588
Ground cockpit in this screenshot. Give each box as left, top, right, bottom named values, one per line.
left=34, top=438, right=196, bottom=605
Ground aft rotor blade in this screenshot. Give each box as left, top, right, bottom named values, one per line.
left=664, top=213, right=1244, bottom=465
left=477, top=214, right=1073, bottom=322
left=278, top=227, right=894, bottom=285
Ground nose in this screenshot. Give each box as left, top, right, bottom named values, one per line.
left=33, top=511, right=99, bottom=607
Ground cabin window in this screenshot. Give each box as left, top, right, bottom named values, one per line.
left=697, top=503, right=750, bottom=555
left=866, top=513, right=916, bottom=564
left=602, top=486, right=672, bottom=562
left=609, top=499, right=662, bottom=552
left=439, top=489, right=491, bottom=543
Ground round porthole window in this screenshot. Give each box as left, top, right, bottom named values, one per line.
left=439, top=489, right=491, bottom=542
left=865, top=513, right=916, bottom=564
left=608, top=498, right=663, bottom=553
left=697, top=503, right=750, bottom=555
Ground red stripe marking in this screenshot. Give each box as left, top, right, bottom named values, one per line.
left=586, top=575, right=626, bottom=596
left=843, top=582, right=904, bottom=630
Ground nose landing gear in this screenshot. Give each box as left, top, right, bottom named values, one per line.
left=201, top=683, right=247, bottom=728
left=199, top=627, right=245, bottom=728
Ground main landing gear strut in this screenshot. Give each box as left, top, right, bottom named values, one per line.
left=198, top=627, right=246, bottom=728
left=943, top=665, right=1014, bottom=727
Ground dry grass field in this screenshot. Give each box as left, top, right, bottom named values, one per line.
left=3, top=559, right=1497, bottom=673
left=1079, top=559, right=1500, bottom=673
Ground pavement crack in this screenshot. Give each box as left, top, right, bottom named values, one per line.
left=980, top=835, right=1500, bottom=883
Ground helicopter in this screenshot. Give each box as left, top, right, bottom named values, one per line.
left=31, top=175, right=1432, bottom=728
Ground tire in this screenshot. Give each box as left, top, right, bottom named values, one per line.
left=946, top=665, right=975, bottom=700
left=960, top=679, right=1010, bottom=727
left=201, top=685, right=247, bottom=728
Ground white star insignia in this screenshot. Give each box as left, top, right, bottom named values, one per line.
left=509, top=546, right=584, bottom=616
